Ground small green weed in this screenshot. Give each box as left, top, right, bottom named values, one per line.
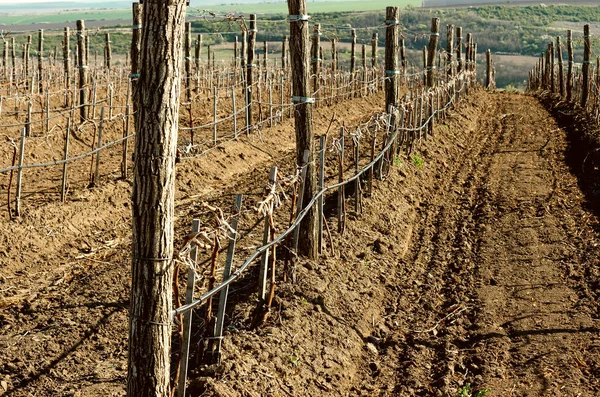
left=300, top=298, right=308, bottom=306
left=394, top=154, right=403, bottom=167
left=411, top=154, right=424, bottom=168
left=288, top=353, right=301, bottom=367
left=456, top=383, right=491, bottom=397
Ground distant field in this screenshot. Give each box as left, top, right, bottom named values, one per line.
left=0, top=0, right=421, bottom=27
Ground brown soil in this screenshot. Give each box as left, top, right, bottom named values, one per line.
left=1, top=89, right=599, bottom=397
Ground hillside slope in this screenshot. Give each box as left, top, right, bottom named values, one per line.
left=0, top=90, right=599, bottom=396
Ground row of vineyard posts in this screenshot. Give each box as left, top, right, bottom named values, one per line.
left=528, top=24, right=600, bottom=123
left=0, top=4, right=487, bottom=220
left=0, top=2, right=483, bottom=396
left=171, top=7, right=482, bottom=397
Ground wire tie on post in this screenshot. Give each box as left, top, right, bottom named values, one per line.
left=288, top=14, right=310, bottom=22
left=132, top=25, right=142, bottom=29
left=385, top=19, right=399, bottom=25
left=129, top=73, right=140, bottom=79
left=249, top=29, right=258, bottom=33
left=431, top=32, right=440, bottom=37
left=132, top=256, right=172, bottom=262
left=385, top=70, right=400, bottom=75
left=77, top=65, right=89, bottom=69
left=292, top=96, right=315, bottom=104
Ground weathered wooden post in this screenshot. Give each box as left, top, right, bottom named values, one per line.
left=581, top=24, right=591, bottom=108
left=37, top=29, right=44, bottom=92
left=128, top=0, right=187, bottom=396
left=486, top=49, right=494, bottom=89
left=456, top=27, right=463, bottom=74
left=426, top=18, right=440, bottom=136
left=371, top=32, right=378, bottom=70
left=61, top=118, right=71, bottom=202
left=556, top=36, right=564, bottom=97
left=184, top=22, right=192, bottom=103
left=15, top=128, right=26, bottom=217
left=281, top=35, right=288, bottom=71
left=385, top=6, right=399, bottom=155
left=246, top=14, right=257, bottom=128
left=24, top=36, right=31, bottom=90
left=2, top=40, right=6, bottom=79
left=76, top=20, right=87, bottom=122
left=550, top=41, right=556, bottom=93
left=446, top=24, right=454, bottom=78
left=288, top=0, right=317, bottom=259
left=105, top=33, right=112, bottom=72
left=567, top=30, right=573, bottom=102
left=331, top=38, right=337, bottom=73
left=63, top=28, right=70, bottom=106
left=311, top=24, right=321, bottom=103
left=350, top=28, right=357, bottom=96
left=131, top=2, right=143, bottom=131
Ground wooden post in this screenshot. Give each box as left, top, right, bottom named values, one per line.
left=25, top=101, right=32, bottom=137
left=581, top=24, right=591, bottom=108
left=354, top=135, right=361, bottom=214
left=446, top=24, right=454, bottom=78
left=24, top=36, right=31, bottom=90
left=282, top=35, right=288, bottom=71
left=288, top=0, right=318, bottom=259
left=292, top=150, right=310, bottom=251
left=10, top=37, right=15, bottom=85
left=2, top=40, right=6, bottom=79
left=128, top=1, right=187, bottom=396
left=213, top=86, right=218, bottom=144
left=177, top=219, right=200, bottom=397
left=426, top=18, right=440, bottom=88
left=105, top=33, right=112, bottom=71
left=318, top=136, right=325, bottom=254
left=259, top=167, right=277, bottom=303
left=38, top=29, right=44, bottom=92
left=371, top=32, right=378, bottom=69
left=550, top=41, right=556, bottom=93
left=213, top=194, right=243, bottom=364
left=557, top=36, right=564, bottom=97
left=311, top=24, right=321, bottom=103
left=385, top=6, right=400, bottom=155
left=15, top=128, right=26, bottom=217
left=122, top=105, right=130, bottom=179
left=486, top=49, right=492, bottom=89
left=131, top=2, right=143, bottom=132
left=63, top=28, right=70, bottom=106
left=61, top=118, right=71, bottom=202
left=456, top=27, right=463, bottom=74
left=337, top=127, right=344, bottom=234
left=350, top=28, right=357, bottom=96
left=400, top=38, right=406, bottom=76
left=246, top=14, right=257, bottom=128
left=184, top=22, right=192, bottom=103
left=76, top=20, right=87, bottom=123
left=93, top=107, right=105, bottom=186
left=195, top=34, right=201, bottom=75
left=331, top=38, right=337, bottom=73
left=232, top=86, right=238, bottom=137
left=567, top=30, right=573, bottom=102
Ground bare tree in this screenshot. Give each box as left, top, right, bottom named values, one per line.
left=127, top=1, right=187, bottom=396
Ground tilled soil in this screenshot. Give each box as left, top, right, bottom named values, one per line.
left=1, top=89, right=599, bottom=397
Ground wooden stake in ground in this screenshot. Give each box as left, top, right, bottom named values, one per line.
left=288, top=0, right=318, bottom=259
left=557, top=36, right=564, bottom=97
left=131, top=2, right=143, bottom=132
left=76, top=20, right=87, bottom=122
left=567, top=30, right=573, bottom=102
left=37, top=29, right=43, bottom=93
left=426, top=18, right=440, bottom=88
left=127, top=1, right=187, bottom=396
left=385, top=6, right=399, bottom=154
left=581, top=24, right=591, bottom=108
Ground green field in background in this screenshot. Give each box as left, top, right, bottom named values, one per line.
left=0, top=0, right=421, bottom=26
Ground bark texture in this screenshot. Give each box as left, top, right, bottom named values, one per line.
left=288, top=0, right=317, bottom=259
left=127, top=1, right=186, bottom=396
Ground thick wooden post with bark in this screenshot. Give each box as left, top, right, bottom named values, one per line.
left=105, top=33, right=112, bottom=71
left=456, top=27, right=463, bottom=74
left=385, top=6, right=399, bottom=154
left=311, top=24, right=321, bottom=101
left=426, top=18, right=440, bottom=88
left=288, top=0, right=317, bottom=259
left=581, top=24, right=591, bottom=108
left=127, top=1, right=187, bottom=396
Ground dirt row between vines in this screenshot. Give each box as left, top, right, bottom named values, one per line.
left=1, top=88, right=599, bottom=397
